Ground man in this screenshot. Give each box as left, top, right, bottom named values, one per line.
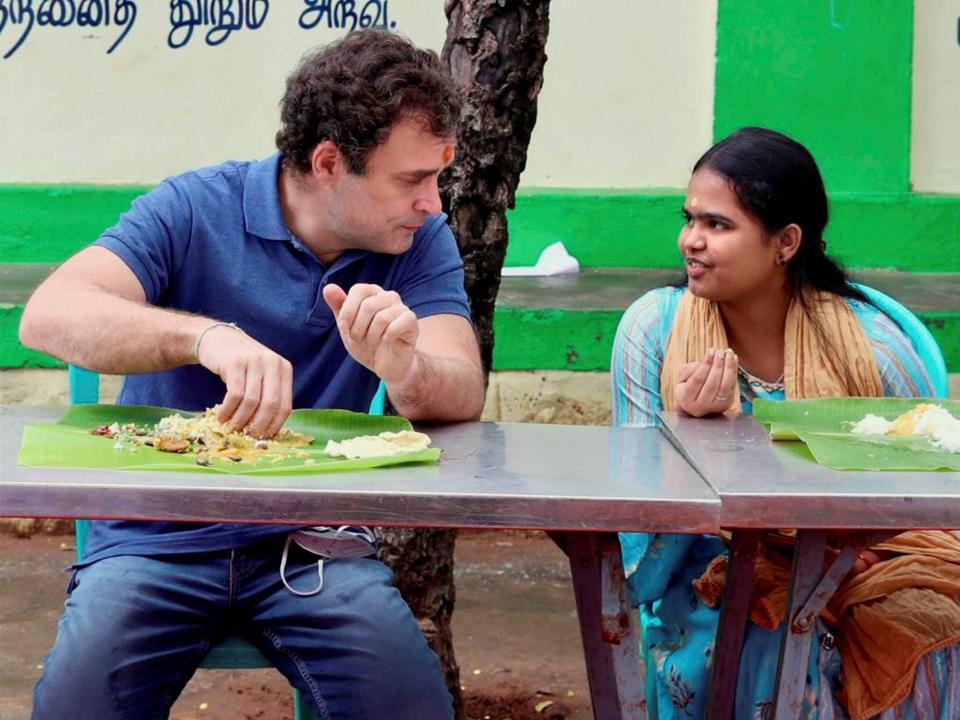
left=19, top=29, right=484, bottom=720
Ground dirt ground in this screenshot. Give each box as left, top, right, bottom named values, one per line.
left=0, top=530, right=594, bottom=720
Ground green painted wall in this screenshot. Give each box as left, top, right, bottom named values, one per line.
left=0, top=186, right=149, bottom=264
left=491, top=309, right=623, bottom=372
left=0, top=305, right=61, bottom=368
left=3, top=186, right=958, bottom=272
left=2, top=302, right=956, bottom=372
left=504, top=190, right=958, bottom=271
left=922, top=313, right=960, bottom=372
left=715, top=0, right=913, bottom=193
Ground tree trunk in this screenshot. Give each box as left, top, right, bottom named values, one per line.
left=442, top=0, right=551, bottom=374
left=379, top=3, right=550, bottom=718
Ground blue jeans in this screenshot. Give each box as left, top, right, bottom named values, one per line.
left=32, top=536, right=452, bottom=720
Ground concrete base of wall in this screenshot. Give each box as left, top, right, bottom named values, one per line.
left=0, top=368, right=616, bottom=422
left=0, top=368, right=120, bottom=405
left=2, top=367, right=957, bottom=420
left=482, top=370, right=612, bottom=425
left=485, top=370, right=960, bottom=421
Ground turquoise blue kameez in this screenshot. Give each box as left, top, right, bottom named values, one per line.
left=611, top=287, right=958, bottom=720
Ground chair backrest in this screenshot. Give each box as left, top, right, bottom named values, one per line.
left=69, top=366, right=100, bottom=561
left=368, top=378, right=386, bottom=416
left=852, top=283, right=949, bottom=398
left=69, top=366, right=386, bottom=562
left=68, top=365, right=100, bottom=405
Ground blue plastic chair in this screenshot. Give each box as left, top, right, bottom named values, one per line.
left=69, top=365, right=387, bottom=720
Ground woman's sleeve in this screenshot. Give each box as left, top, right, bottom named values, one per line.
left=611, top=289, right=672, bottom=428
left=857, top=304, right=937, bottom=397
left=613, top=288, right=702, bottom=602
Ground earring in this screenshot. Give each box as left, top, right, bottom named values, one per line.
left=776, top=256, right=786, bottom=266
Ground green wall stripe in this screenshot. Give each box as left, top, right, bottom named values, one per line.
left=714, top=0, right=913, bottom=192
left=826, top=194, right=960, bottom=271
left=921, top=312, right=960, bottom=373
left=506, top=190, right=960, bottom=272
left=505, top=191, right=682, bottom=267
left=0, top=305, right=62, bottom=369
left=0, top=185, right=149, bottom=264
left=4, top=186, right=957, bottom=272
left=4, top=304, right=957, bottom=372
left=491, top=309, right=960, bottom=372
left=491, top=309, right=623, bottom=372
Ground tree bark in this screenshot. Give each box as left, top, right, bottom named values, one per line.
left=379, top=3, right=550, bottom=718
left=442, top=0, right=551, bottom=374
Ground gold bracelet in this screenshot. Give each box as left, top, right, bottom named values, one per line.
left=192, top=321, right=245, bottom=362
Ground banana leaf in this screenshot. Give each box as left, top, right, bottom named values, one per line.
left=18, top=405, right=440, bottom=475
left=752, top=398, right=960, bottom=472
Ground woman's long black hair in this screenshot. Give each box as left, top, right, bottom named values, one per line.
left=692, top=126, right=869, bottom=305
left=687, top=128, right=880, bottom=389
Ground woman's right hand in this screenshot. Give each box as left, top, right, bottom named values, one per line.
left=674, top=348, right=739, bottom=417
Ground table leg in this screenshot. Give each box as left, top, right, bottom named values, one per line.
left=557, top=531, right=646, bottom=720
left=772, top=529, right=898, bottom=719
left=772, top=529, right=827, bottom=719
left=707, top=530, right=764, bottom=720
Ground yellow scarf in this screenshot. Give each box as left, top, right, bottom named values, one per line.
left=660, top=288, right=883, bottom=410
left=661, top=287, right=949, bottom=718
left=693, top=531, right=960, bottom=720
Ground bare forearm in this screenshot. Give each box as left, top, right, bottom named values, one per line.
left=20, top=284, right=210, bottom=373
left=386, top=352, right=485, bottom=421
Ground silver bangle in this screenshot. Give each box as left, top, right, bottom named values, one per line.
left=192, top=321, right=244, bottom=362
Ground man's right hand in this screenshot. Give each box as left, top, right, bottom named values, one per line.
left=194, top=324, right=293, bottom=438
left=19, top=247, right=294, bottom=437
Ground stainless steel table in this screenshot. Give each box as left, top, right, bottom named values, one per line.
left=659, top=411, right=960, bottom=720
left=1, top=406, right=721, bottom=720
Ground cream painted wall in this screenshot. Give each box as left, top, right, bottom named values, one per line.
left=911, top=0, right=960, bottom=194
left=522, top=0, right=716, bottom=188
left=1, top=2, right=953, bottom=191
left=0, top=1, right=714, bottom=188
left=0, top=2, right=447, bottom=184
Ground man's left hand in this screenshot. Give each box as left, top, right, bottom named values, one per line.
left=323, top=283, right=418, bottom=383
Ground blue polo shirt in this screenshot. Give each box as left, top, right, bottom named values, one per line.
left=82, top=153, right=471, bottom=563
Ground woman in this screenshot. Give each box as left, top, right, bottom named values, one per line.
left=612, top=127, right=960, bottom=719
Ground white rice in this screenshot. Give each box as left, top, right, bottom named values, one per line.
left=850, top=414, right=894, bottom=435
left=914, top=405, right=960, bottom=454
left=851, top=404, right=960, bottom=453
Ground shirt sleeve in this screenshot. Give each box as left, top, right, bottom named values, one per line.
left=392, top=214, right=471, bottom=321
left=849, top=299, right=936, bottom=398
left=611, top=287, right=680, bottom=428
left=92, top=179, right=194, bottom=304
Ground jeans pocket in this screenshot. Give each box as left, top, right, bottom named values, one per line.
left=65, top=567, right=81, bottom=595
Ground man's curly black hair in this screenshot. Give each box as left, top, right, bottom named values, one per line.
left=276, top=29, right=460, bottom=175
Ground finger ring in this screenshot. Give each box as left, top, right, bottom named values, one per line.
left=714, top=395, right=728, bottom=402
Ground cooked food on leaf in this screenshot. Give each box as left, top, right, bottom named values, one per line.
left=91, top=406, right=314, bottom=464
left=154, top=434, right=192, bottom=453
left=850, top=403, right=960, bottom=453
left=324, top=430, right=432, bottom=459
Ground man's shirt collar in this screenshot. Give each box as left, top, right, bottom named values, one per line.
left=243, top=152, right=291, bottom=241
